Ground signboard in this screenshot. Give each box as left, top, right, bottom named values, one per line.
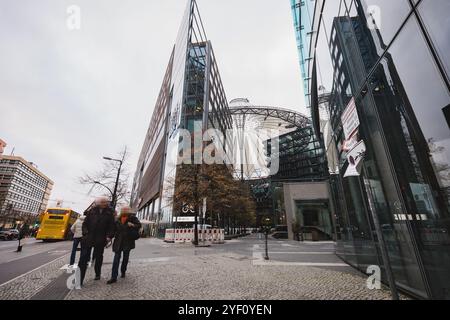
left=341, top=98, right=360, bottom=140
left=181, top=203, right=195, bottom=214
left=342, top=134, right=358, bottom=152
left=344, top=140, right=366, bottom=177
left=174, top=216, right=195, bottom=222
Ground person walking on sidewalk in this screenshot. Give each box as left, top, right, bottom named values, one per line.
left=107, top=206, right=141, bottom=284
left=78, top=197, right=115, bottom=286
left=69, top=215, right=85, bottom=266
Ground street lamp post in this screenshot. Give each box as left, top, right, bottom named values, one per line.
left=264, top=229, right=269, bottom=260
left=103, top=157, right=123, bottom=211
left=263, top=217, right=271, bottom=260
left=93, top=181, right=114, bottom=198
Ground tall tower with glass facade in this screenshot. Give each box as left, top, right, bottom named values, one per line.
left=131, top=0, right=232, bottom=236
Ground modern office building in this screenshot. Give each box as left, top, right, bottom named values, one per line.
left=267, top=127, right=332, bottom=240
left=291, top=0, right=450, bottom=299
left=230, top=98, right=333, bottom=239
left=266, top=127, right=328, bottom=182
left=131, top=0, right=233, bottom=236
left=0, top=155, right=53, bottom=226
left=0, top=139, right=6, bottom=157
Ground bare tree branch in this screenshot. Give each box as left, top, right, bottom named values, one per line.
left=78, top=146, right=132, bottom=208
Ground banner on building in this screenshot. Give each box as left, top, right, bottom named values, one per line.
left=341, top=98, right=360, bottom=140
left=344, top=140, right=366, bottom=177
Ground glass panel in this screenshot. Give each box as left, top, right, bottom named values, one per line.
left=354, top=0, right=411, bottom=53
left=380, top=15, right=450, bottom=299
left=417, top=0, right=450, bottom=81
left=358, top=14, right=450, bottom=298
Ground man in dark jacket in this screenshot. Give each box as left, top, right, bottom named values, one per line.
left=78, top=197, right=115, bottom=285
left=107, top=206, right=141, bottom=284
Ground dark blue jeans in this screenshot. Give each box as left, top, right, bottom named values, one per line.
left=69, top=237, right=82, bottom=266
left=111, top=250, right=130, bottom=280
left=79, top=244, right=103, bottom=285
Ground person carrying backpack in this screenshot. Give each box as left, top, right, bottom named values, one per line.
left=107, top=206, right=141, bottom=284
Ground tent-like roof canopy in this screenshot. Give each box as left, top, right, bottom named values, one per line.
left=229, top=98, right=312, bottom=180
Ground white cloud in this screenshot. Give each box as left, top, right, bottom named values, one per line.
left=0, top=0, right=305, bottom=212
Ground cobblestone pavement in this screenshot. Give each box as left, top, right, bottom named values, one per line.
left=66, top=252, right=394, bottom=300
left=65, top=237, right=400, bottom=300
left=0, top=254, right=68, bottom=300
left=0, top=237, right=408, bottom=300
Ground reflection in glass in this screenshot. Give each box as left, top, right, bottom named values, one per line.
left=311, top=0, right=450, bottom=298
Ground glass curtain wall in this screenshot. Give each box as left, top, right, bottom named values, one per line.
left=291, top=0, right=317, bottom=107
left=297, top=0, right=450, bottom=299
left=158, top=0, right=232, bottom=233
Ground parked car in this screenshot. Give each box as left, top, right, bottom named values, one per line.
left=272, top=231, right=288, bottom=239
left=0, top=229, right=20, bottom=241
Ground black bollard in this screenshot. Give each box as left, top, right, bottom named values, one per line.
left=264, top=230, right=269, bottom=260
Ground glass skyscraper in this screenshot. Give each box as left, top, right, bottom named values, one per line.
left=292, top=0, right=450, bottom=299
left=131, top=0, right=232, bottom=236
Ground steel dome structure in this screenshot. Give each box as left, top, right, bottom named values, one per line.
left=229, top=98, right=313, bottom=180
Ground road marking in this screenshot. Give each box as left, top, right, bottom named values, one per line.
left=302, top=241, right=335, bottom=245
left=269, top=252, right=335, bottom=255
left=0, top=253, right=69, bottom=287
left=49, top=250, right=69, bottom=253
left=132, top=257, right=172, bottom=264
left=281, top=243, right=295, bottom=247
left=48, top=250, right=69, bottom=254
left=0, top=242, right=71, bottom=265
left=251, top=251, right=349, bottom=267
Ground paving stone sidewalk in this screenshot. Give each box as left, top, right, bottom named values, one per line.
left=0, top=237, right=408, bottom=300
left=65, top=252, right=396, bottom=300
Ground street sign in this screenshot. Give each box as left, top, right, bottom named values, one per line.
left=174, top=216, right=195, bottom=222
left=341, top=98, right=360, bottom=140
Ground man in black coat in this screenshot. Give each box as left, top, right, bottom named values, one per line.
left=107, top=206, right=141, bottom=284
left=78, top=197, right=115, bottom=285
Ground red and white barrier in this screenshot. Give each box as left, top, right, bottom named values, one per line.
left=164, top=228, right=225, bottom=244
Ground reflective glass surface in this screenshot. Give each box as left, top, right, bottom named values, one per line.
left=300, top=0, right=450, bottom=298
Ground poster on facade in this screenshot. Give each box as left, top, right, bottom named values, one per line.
left=342, top=133, right=359, bottom=152
left=344, top=140, right=366, bottom=178
left=341, top=98, right=360, bottom=140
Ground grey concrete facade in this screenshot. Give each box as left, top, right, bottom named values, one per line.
left=283, top=181, right=331, bottom=240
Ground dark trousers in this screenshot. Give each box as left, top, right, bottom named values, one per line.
left=69, top=237, right=82, bottom=266
left=111, top=250, right=130, bottom=280
left=78, top=243, right=105, bottom=284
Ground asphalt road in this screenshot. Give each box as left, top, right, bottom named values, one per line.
left=0, top=238, right=72, bottom=286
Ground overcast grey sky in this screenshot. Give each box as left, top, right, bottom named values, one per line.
left=0, top=0, right=305, bottom=212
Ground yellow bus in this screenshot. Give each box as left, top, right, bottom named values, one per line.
left=36, top=208, right=79, bottom=241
